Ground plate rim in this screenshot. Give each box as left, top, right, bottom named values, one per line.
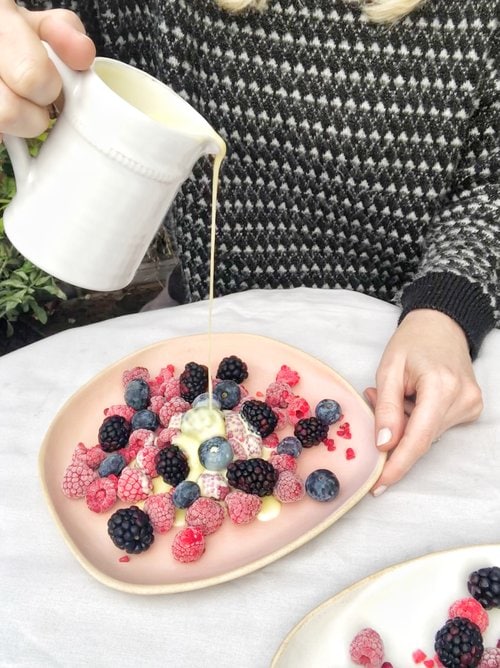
left=270, top=541, right=500, bottom=666
left=39, top=331, right=386, bottom=594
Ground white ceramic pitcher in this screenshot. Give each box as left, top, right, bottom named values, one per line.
left=3, top=44, right=224, bottom=291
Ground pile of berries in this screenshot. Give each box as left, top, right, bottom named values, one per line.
left=349, top=566, right=500, bottom=668
left=62, top=355, right=355, bottom=564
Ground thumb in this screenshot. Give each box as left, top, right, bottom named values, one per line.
left=372, top=371, right=406, bottom=452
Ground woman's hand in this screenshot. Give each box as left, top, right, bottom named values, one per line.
left=364, top=308, right=483, bottom=496
left=0, top=0, right=95, bottom=138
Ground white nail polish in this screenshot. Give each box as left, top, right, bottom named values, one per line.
left=372, top=485, right=387, bottom=497
left=376, top=427, right=392, bottom=447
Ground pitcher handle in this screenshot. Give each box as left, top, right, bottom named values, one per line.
left=2, top=42, right=81, bottom=189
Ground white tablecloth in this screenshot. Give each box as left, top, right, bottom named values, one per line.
left=1, top=288, right=499, bottom=668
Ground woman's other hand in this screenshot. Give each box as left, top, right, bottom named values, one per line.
left=0, top=1, right=95, bottom=137
left=365, top=309, right=483, bottom=495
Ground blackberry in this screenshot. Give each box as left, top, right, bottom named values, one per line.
left=240, top=399, right=278, bottom=437
left=156, top=445, right=189, bottom=486
left=434, top=617, right=483, bottom=667
left=216, top=355, right=248, bottom=384
left=107, top=506, right=154, bottom=554
left=226, top=458, right=278, bottom=497
left=98, top=415, right=131, bottom=452
left=294, top=417, right=329, bottom=447
left=467, top=566, right=500, bottom=609
left=179, top=362, right=209, bottom=403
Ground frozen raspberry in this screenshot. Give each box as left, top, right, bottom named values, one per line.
left=273, top=471, right=305, bottom=503
left=85, top=476, right=118, bottom=513
left=71, top=442, right=89, bottom=465
left=479, top=649, right=500, bottom=668
left=143, top=493, right=176, bottom=533
left=276, top=364, right=300, bottom=387
left=185, top=497, right=225, bottom=535
left=262, top=433, right=280, bottom=448
left=160, top=377, right=181, bottom=400
left=159, top=397, right=191, bottom=427
left=225, top=412, right=247, bottom=441
left=148, top=395, right=166, bottom=413
left=269, top=452, right=297, bottom=473
left=85, top=445, right=106, bottom=469
left=61, top=462, right=97, bottom=499
left=136, top=445, right=159, bottom=477
left=197, top=472, right=230, bottom=500
left=156, top=427, right=180, bottom=447
left=117, top=467, right=152, bottom=502
left=225, top=491, right=262, bottom=525
left=287, top=395, right=311, bottom=425
left=171, top=527, right=205, bottom=563
left=122, top=366, right=150, bottom=386
left=228, top=437, right=247, bottom=460
left=273, top=407, right=289, bottom=431
left=104, top=404, right=136, bottom=422
left=449, top=598, right=489, bottom=633
left=121, top=429, right=154, bottom=464
left=241, top=432, right=263, bottom=458
left=349, top=628, right=385, bottom=668
left=265, top=381, right=292, bottom=408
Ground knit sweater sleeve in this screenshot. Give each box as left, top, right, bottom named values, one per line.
left=400, top=36, right=499, bottom=359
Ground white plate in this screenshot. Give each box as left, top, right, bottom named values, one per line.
left=272, top=544, right=500, bottom=667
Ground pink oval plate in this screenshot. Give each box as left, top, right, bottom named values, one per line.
left=39, top=332, right=385, bottom=594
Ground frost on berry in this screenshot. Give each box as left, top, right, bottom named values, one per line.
left=225, top=491, right=262, bottom=525
left=287, top=395, right=311, bottom=425
left=273, top=471, right=305, bottom=503
left=276, top=364, right=300, bottom=387
left=85, top=477, right=117, bottom=513
left=197, top=472, right=229, bottom=500
left=479, top=648, right=500, bottom=668
left=156, top=427, right=181, bottom=447
left=448, top=597, right=489, bottom=633
left=349, top=628, right=385, bottom=668
left=62, top=463, right=97, bottom=499
left=104, top=404, right=136, bottom=422
left=117, top=467, right=152, bottom=502
left=158, top=397, right=190, bottom=427
left=143, top=494, right=175, bottom=533
left=265, top=381, right=292, bottom=408
left=171, top=527, right=205, bottom=563
left=269, top=452, right=297, bottom=474
left=122, top=366, right=150, bottom=386
left=185, top=497, right=225, bottom=535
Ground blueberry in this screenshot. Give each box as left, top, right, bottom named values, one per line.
left=315, top=399, right=342, bottom=425
left=98, top=453, right=126, bottom=477
left=131, top=409, right=159, bottom=431
left=277, top=436, right=303, bottom=458
left=213, top=380, right=241, bottom=409
left=124, top=379, right=150, bottom=410
left=198, top=437, right=233, bottom=470
left=192, top=392, right=222, bottom=410
left=305, top=469, right=340, bottom=502
left=172, top=481, right=200, bottom=509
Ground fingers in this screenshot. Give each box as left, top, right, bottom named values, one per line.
left=372, top=362, right=407, bottom=453
left=0, top=77, right=50, bottom=137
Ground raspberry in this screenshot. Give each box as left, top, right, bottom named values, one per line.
left=104, top=405, right=136, bottom=422
left=287, top=395, right=311, bottom=425
left=156, top=427, right=180, bottom=447
left=349, top=628, right=385, bottom=668
left=71, top=442, right=90, bottom=464
left=122, top=366, right=150, bottom=386
left=274, top=407, right=289, bottom=431
left=148, top=395, right=166, bottom=413
left=276, top=364, right=300, bottom=387
left=262, top=433, right=280, bottom=448
left=265, top=381, right=292, bottom=408
left=128, top=428, right=155, bottom=451
left=449, top=598, right=489, bottom=633
left=85, top=476, right=118, bottom=513
left=479, top=649, right=500, bottom=668
left=225, top=491, right=262, bottom=524
left=62, top=463, right=97, bottom=499
left=197, top=472, right=230, bottom=500
left=225, top=412, right=247, bottom=442
left=269, top=452, right=297, bottom=473
left=185, top=497, right=225, bottom=535
left=160, top=377, right=181, bottom=400
left=158, top=397, right=191, bottom=427
left=143, top=493, right=175, bottom=533
left=117, top=467, right=152, bottom=502
left=85, top=445, right=106, bottom=469
left=171, top=527, right=205, bottom=563
left=273, top=471, right=305, bottom=503
left=136, top=445, right=159, bottom=477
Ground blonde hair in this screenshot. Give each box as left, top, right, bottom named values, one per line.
left=216, top=0, right=426, bottom=23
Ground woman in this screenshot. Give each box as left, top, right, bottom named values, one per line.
left=0, top=0, right=498, bottom=495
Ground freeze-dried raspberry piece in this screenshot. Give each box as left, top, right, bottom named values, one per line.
left=287, top=395, right=311, bottom=425
left=265, top=381, right=292, bottom=408
left=349, top=628, right=385, bottom=668
left=225, top=491, right=262, bottom=525
left=269, top=452, right=297, bottom=473
left=479, top=648, right=500, bottom=668
left=273, top=471, right=304, bottom=503
left=143, top=493, right=175, bottom=533
left=448, top=598, right=489, bottom=633
left=276, top=364, right=300, bottom=387
left=185, top=497, right=225, bottom=535
left=117, top=467, right=152, bottom=502
left=62, top=462, right=97, bottom=499
left=122, top=366, right=150, bottom=386
left=104, top=404, right=135, bottom=422
left=136, top=445, right=159, bottom=477
left=197, top=472, right=230, bottom=500
left=158, top=397, right=190, bottom=427
left=171, top=527, right=205, bottom=563
left=85, top=476, right=118, bottom=513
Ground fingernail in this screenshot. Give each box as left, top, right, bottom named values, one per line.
left=376, top=427, right=392, bottom=447
left=372, top=485, right=387, bottom=497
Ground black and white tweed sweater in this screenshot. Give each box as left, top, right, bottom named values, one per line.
left=24, top=0, right=500, bottom=355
